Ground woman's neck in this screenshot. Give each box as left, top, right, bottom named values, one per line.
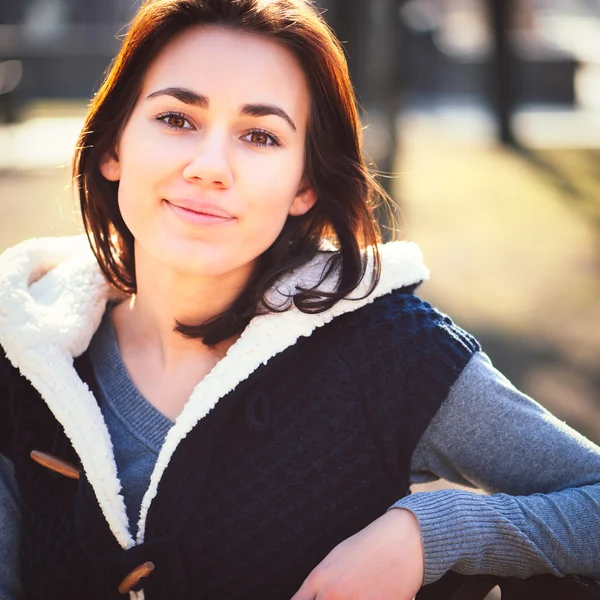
left=112, top=248, right=253, bottom=371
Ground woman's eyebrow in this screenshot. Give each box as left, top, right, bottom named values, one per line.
left=146, top=87, right=297, bottom=132
left=147, top=87, right=209, bottom=108
left=239, top=104, right=297, bottom=132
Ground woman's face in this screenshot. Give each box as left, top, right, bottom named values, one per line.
left=100, top=25, right=315, bottom=281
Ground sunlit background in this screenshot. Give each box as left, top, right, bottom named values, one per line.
left=1, top=0, right=599, bottom=443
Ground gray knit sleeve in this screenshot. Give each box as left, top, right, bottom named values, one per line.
left=0, top=454, right=22, bottom=600
left=392, top=351, right=600, bottom=585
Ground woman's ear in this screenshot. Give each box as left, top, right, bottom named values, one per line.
left=99, top=152, right=121, bottom=182
left=289, top=183, right=317, bottom=217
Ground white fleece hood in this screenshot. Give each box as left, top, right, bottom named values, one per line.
left=0, top=235, right=429, bottom=558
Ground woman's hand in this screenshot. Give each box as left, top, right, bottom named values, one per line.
left=290, top=508, right=424, bottom=600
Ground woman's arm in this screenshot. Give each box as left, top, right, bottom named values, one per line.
left=394, top=351, right=600, bottom=584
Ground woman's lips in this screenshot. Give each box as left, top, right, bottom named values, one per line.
left=165, top=200, right=235, bottom=225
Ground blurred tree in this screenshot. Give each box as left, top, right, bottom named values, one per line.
left=486, top=0, right=517, bottom=146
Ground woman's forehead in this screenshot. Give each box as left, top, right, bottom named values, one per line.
left=140, top=25, right=310, bottom=121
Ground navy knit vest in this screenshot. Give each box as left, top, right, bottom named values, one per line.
left=0, top=290, right=479, bottom=600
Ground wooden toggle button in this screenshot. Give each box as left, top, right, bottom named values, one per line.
left=118, top=561, right=155, bottom=595
left=30, top=450, right=80, bottom=480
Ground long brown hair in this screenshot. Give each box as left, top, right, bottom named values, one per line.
left=74, top=0, right=387, bottom=345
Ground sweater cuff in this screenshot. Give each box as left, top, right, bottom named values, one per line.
left=390, top=490, right=558, bottom=585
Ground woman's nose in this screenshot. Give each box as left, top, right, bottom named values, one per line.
left=182, top=132, right=233, bottom=188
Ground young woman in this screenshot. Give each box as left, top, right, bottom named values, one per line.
left=0, top=0, right=598, bottom=599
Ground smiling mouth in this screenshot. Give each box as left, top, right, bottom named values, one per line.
left=165, top=200, right=235, bottom=224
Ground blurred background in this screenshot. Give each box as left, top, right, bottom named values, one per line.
left=0, top=0, right=599, bottom=443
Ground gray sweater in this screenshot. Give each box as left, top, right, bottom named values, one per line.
left=0, top=309, right=599, bottom=599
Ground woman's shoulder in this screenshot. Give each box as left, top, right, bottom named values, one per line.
left=0, top=236, right=110, bottom=367
left=342, top=288, right=478, bottom=349
left=0, top=235, right=94, bottom=270
left=325, top=289, right=480, bottom=391
left=306, top=242, right=481, bottom=370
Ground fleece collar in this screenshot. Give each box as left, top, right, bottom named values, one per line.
left=0, top=235, right=429, bottom=553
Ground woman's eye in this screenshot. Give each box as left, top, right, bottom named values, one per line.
left=242, top=129, right=280, bottom=148
left=156, top=112, right=193, bottom=130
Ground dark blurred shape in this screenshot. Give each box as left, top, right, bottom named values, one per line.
left=320, top=0, right=401, bottom=239
left=0, top=0, right=125, bottom=116
left=0, top=59, right=22, bottom=123
left=0, top=1, right=24, bottom=25
left=0, top=24, right=120, bottom=104
left=398, top=0, right=579, bottom=146
left=68, top=0, right=136, bottom=23
left=487, top=0, right=517, bottom=145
